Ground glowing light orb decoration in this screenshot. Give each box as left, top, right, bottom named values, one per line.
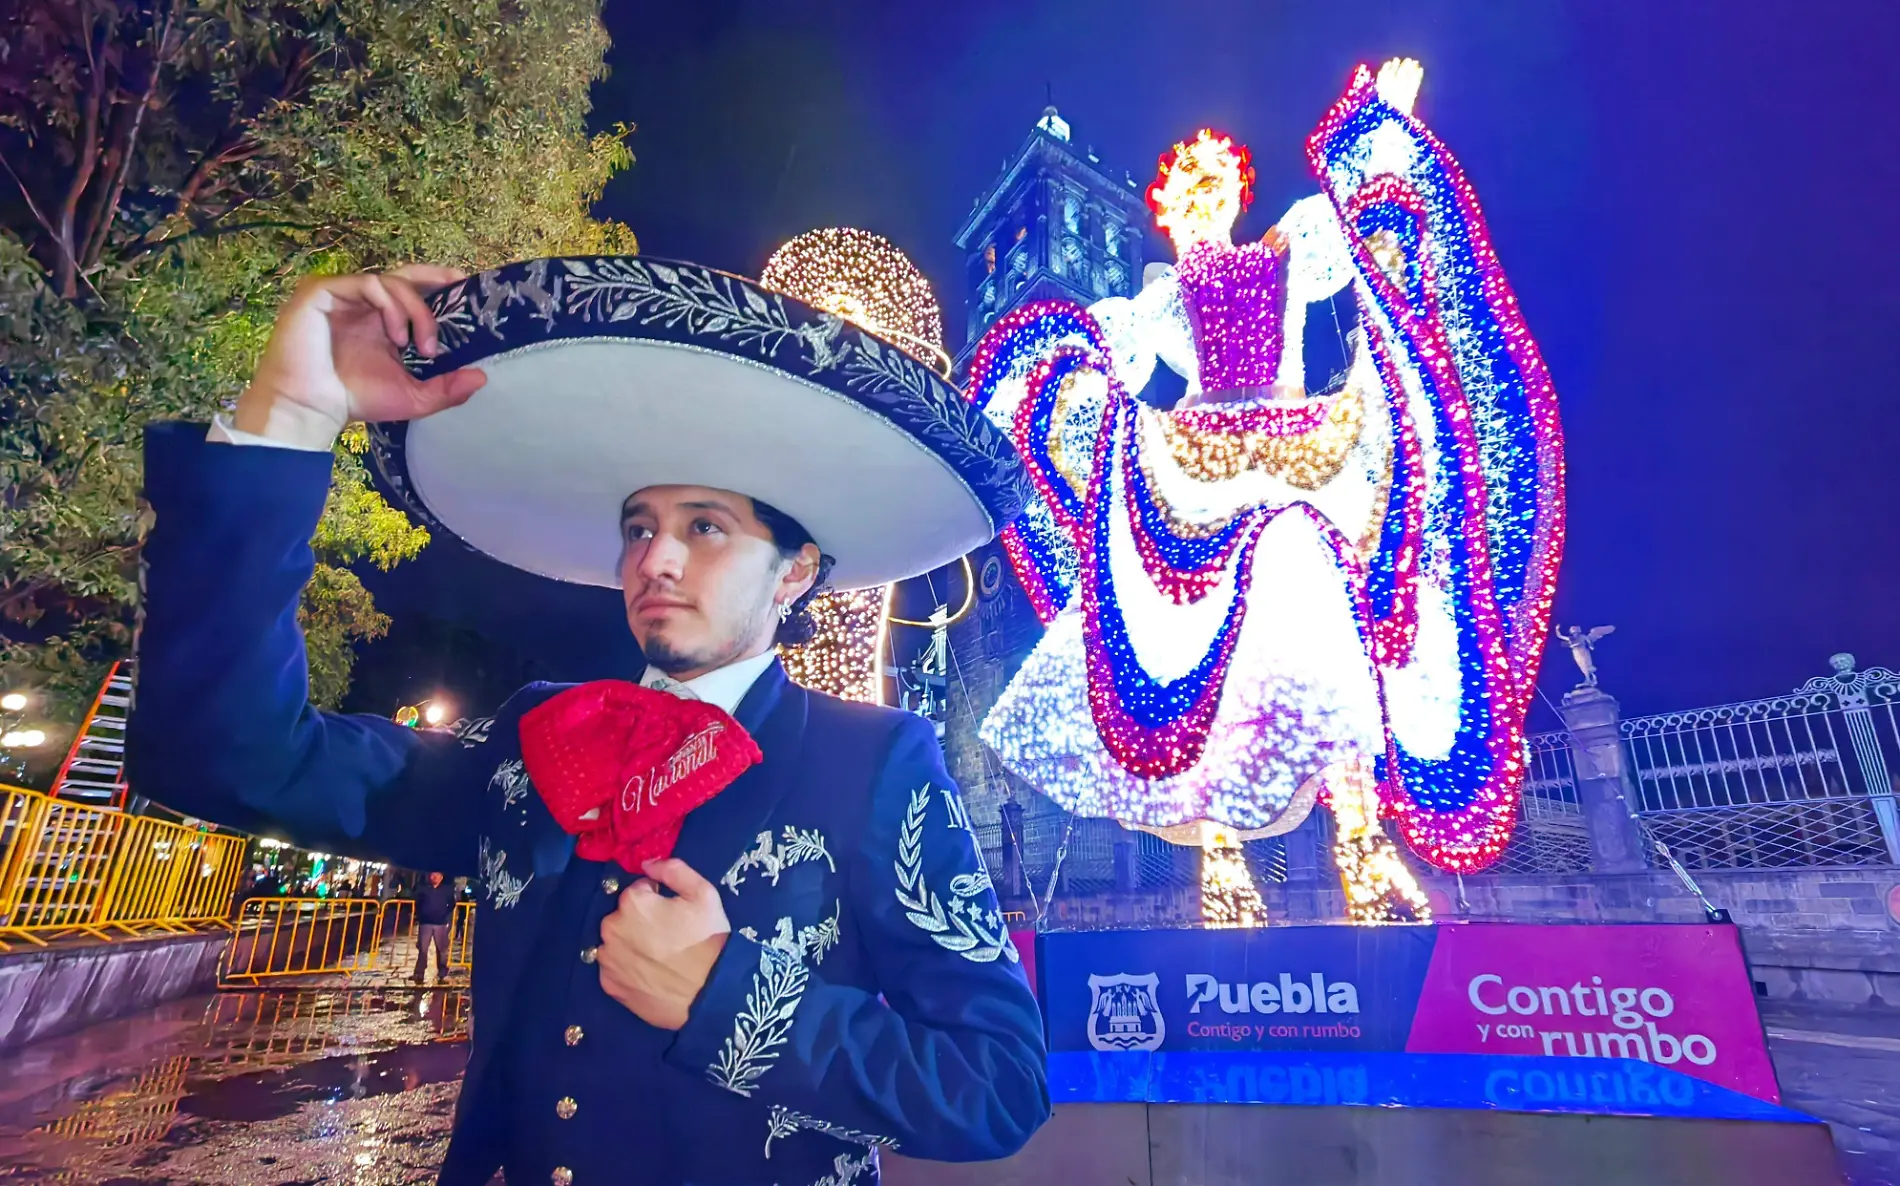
left=969, top=59, right=1565, bottom=921
left=762, top=227, right=951, bottom=377
left=765, top=228, right=953, bottom=704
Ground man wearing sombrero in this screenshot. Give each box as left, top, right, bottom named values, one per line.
left=128, top=257, right=1049, bottom=1185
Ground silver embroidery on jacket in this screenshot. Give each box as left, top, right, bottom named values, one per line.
left=765, top=1105, right=897, bottom=1159
left=477, top=836, right=532, bottom=909
left=708, top=925, right=807, bottom=1097
left=488, top=758, right=533, bottom=810
left=740, top=904, right=843, bottom=967
left=453, top=716, right=496, bottom=747
left=895, top=785, right=1018, bottom=964
left=722, top=825, right=835, bottom=892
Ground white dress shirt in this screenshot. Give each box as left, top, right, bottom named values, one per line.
left=638, top=649, right=777, bottom=714
left=208, top=415, right=329, bottom=451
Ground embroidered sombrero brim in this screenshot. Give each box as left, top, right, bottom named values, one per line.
left=369, top=257, right=1029, bottom=590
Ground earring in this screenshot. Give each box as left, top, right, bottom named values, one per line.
left=776, top=602, right=792, bottom=623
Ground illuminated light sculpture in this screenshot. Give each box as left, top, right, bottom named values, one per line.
left=970, top=60, right=1565, bottom=920
left=764, top=228, right=953, bottom=704
left=1196, top=823, right=1269, bottom=928
left=761, top=228, right=952, bottom=377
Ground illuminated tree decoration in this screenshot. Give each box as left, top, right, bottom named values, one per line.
left=764, top=228, right=951, bottom=704
left=970, top=58, right=1564, bottom=916
left=779, top=586, right=892, bottom=705
left=761, top=228, right=951, bottom=377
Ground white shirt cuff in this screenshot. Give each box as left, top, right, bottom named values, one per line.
left=207, top=414, right=332, bottom=452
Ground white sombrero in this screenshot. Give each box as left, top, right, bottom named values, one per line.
left=369, top=257, right=1029, bottom=590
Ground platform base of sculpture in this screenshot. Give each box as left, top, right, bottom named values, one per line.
left=881, top=1099, right=1839, bottom=1186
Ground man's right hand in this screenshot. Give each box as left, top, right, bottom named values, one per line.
left=231, top=265, right=489, bottom=449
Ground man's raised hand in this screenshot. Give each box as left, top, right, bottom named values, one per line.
left=233, top=265, right=488, bottom=449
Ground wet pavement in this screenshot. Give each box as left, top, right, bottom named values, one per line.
left=0, top=988, right=1895, bottom=1184
left=0, top=986, right=470, bottom=1185
left=1763, top=1000, right=1900, bottom=1186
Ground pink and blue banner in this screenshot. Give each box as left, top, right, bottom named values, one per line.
left=1037, top=923, right=1786, bottom=1116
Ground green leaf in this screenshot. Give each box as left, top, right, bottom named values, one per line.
left=0, top=0, right=639, bottom=734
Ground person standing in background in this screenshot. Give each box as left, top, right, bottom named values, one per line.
left=413, top=870, right=456, bottom=984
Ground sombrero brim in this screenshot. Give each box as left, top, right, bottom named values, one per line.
left=369, top=257, right=1029, bottom=590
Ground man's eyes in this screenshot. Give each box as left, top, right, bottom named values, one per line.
left=623, top=520, right=723, bottom=540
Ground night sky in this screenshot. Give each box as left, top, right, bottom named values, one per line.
left=358, top=0, right=1900, bottom=724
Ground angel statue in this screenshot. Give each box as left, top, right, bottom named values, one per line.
left=1559, top=625, right=1615, bottom=688
left=966, top=59, right=1566, bottom=922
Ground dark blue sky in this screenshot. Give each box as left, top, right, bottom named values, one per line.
left=367, top=0, right=1900, bottom=721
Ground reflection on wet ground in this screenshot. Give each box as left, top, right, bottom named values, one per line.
left=0, top=987, right=470, bottom=1185
left=1, top=990, right=1896, bottom=1184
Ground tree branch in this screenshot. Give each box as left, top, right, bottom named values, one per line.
left=166, top=34, right=318, bottom=229
left=0, top=150, right=104, bottom=304
left=82, top=1, right=179, bottom=272
left=55, top=7, right=115, bottom=299
left=126, top=217, right=333, bottom=262
left=0, top=542, right=140, bottom=620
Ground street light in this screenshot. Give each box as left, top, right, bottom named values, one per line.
left=395, top=699, right=454, bottom=729
left=0, top=692, right=26, bottom=712
left=1, top=729, right=44, bottom=749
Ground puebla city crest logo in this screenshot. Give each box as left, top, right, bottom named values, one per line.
left=1088, top=973, right=1166, bottom=1052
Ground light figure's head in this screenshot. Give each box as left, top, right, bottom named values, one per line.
left=1147, top=129, right=1255, bottom=254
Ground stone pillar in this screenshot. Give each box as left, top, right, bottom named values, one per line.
left=1113, top=836, right=1139, bottom=892
left=1558, top=685, right=1650, bottom=874
left=1279, top=812, right=1330, bottom=921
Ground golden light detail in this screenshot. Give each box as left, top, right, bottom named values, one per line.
left=761, top=228, right=951, bottom=376
left=1201, top=841, right=1268, bottom=928
left=1327, top=764, right=1433, bottom=924
left=778, top=585, right=893, bottom=705
left=1156, top=387, right=1366, bottom=490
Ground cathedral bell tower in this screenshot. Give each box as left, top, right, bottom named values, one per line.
left=939, top=105, right=1153, bottom=913
left=952, top=105, right=1148, bottom=371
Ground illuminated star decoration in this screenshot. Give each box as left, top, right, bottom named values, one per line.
left=762, top=228, right=951, bottom=704
left=970, top=59, right=1564, bottom=913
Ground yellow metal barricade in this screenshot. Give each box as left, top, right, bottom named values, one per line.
left=216, top=895, right=475, bottom=987
left=95, top=816, right=246, bottom=935
left=448, top=900, right=476, bottom=969
left=0, top=782, right=245, bottom=950
left=218, top=896, right=386, bottom=985
left=381, top=896, right=415, bottom=939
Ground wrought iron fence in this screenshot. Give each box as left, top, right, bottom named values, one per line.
left=1621, top=655, right=1900, bottom=871
left=1473, top=730, right=1594, bottom=875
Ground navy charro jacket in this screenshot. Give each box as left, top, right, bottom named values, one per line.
left=127, top=423, right=1050, bottom=1186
